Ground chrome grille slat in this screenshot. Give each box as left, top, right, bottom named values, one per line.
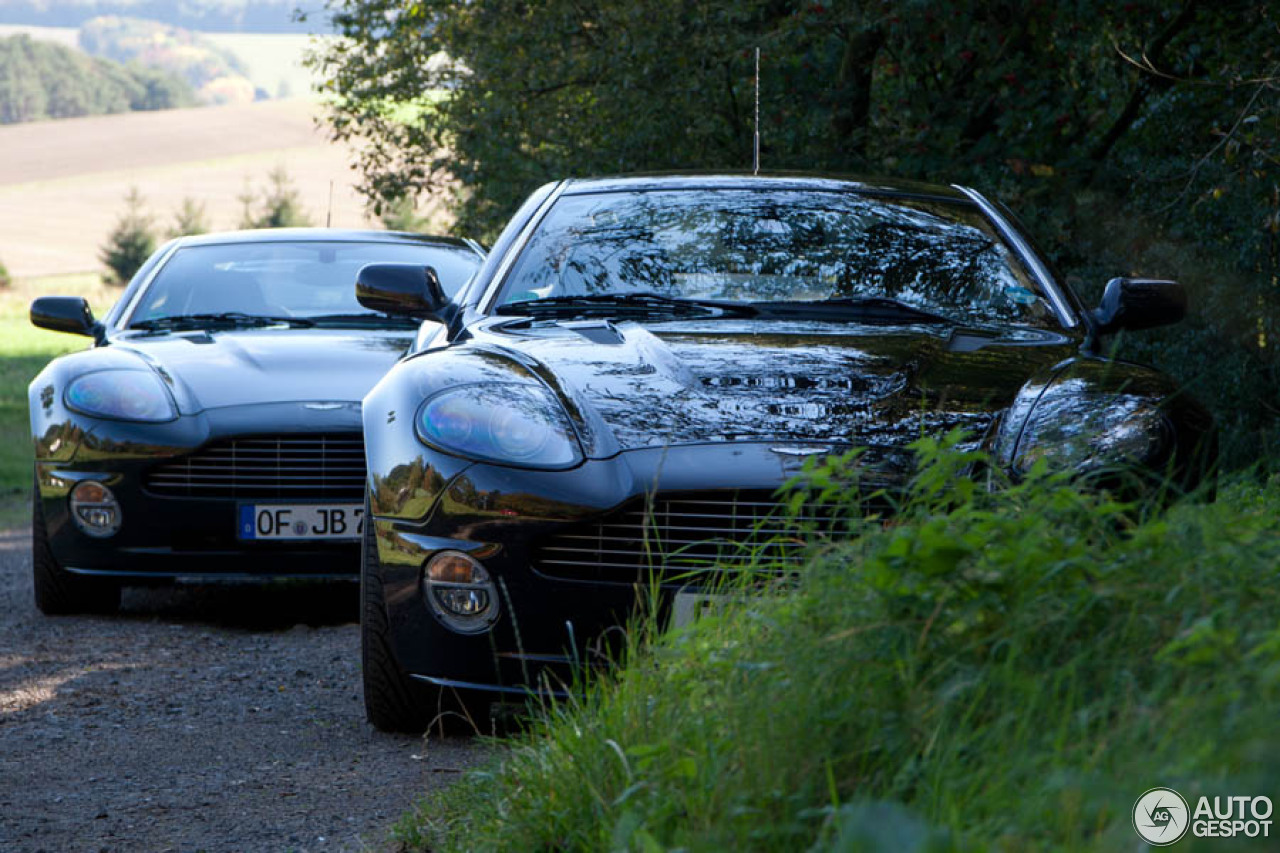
left=144, top=434, right=366, bottom=499
left=532, top=489, right=840, bottom=583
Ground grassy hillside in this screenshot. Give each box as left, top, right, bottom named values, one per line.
left=399, top=445, right=1280, bottom=851
left=0, top=24, right=322, bottom=99
left=0, top=1, right=308, bottom=34
left=0, top=32, right=193, bottom=123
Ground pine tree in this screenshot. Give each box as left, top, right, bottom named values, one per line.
left=100, top=186, right=156, bottom=286
left=168, top=197, right=210, bottom=238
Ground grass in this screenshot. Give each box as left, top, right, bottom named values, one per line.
left=396, top=439, right=1280, bottom=851
left=0, top=273, right=116, bottom=528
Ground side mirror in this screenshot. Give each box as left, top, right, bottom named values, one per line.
left=1090, top=277, right=1186, bottom=335
left=355, top=263, right=452, bottom=322
left=31, top=296, right=98, bottom=338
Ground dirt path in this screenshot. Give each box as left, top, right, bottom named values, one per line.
left=0, top=527, right=486, bottom=852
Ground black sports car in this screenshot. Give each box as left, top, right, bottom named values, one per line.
left=28, top=228, right=485, bottom=614
left=354, top=174, right=1215, bottom=731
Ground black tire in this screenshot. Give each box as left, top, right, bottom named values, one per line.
left=31, top=482, right=121, bottom=616
left=360, top=496, right=488, bottom=735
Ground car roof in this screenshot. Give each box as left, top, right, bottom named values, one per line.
left=559, top=172, right=972, bottom=201
left=173, top=227, right=483, bottom=254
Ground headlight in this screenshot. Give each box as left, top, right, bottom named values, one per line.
left=1015, top=389, right=1167, bottom=472
left=69, top=480, right=122, bottom=538
left=65, top=370, right=176, bottom=422
left=415, top=382, right=582, bottom=468
left=422, top=551, right=500, bottom=634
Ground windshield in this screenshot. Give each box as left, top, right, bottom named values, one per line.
left=496, top=189, right=1055, bottom=327
left=130, top=240, right=482, bottom=325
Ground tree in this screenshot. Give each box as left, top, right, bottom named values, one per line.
left=100, top=186, right=156, bottom=286
left=0, top=33, right=193, bottom=124
left=379, top=193, right=426, bottom=232
left=0, top=257, right=11, bottom=289
left=167, top=197, right=209, bottom=238
left=238, top=166, right=313, bottom=229
left=311, top=0, right=1280, bottom=466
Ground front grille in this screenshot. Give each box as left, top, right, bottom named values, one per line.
left=532, top=490, right=846, bottom=584
left=145, top=434, right=366, bottom=499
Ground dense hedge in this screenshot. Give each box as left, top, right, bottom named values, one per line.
left=400, top=442, right=1280, bottom=851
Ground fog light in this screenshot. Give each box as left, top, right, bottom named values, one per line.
left=423, top=551, right=500, bottom=634
left=69, top=480, right=121, bottom=538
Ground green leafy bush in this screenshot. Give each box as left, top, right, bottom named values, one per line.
left=0, top=259, right=10, bottom=289
left=100, top=186, right=156, bottom=286
left=403, top=440, right=1280, bottom=851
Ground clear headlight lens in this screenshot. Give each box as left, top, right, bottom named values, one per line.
left=423, top=551, right=500, bottom=634
left=1016, top=390, right=1167, bottom=472
left=416, top=382, right=582, bottom=468
left=69, top=480, right=121, bottom=538
left=65, top=370, right=176, bottom=422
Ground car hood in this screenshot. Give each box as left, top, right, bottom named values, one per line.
left=465, top=317, right=1076, bottom=458
left=115, top=327, right=414, bottom=414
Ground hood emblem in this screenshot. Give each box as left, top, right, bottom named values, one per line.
left=302, top=402, right=347, bottom=411
left=770, top=446, right=833, bottom=457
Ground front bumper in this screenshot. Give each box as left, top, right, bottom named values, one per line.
left=35, top=402, right=366, bottom=583
left=372, top=441, right=879, bottom=696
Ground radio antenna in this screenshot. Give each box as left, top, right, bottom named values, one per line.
left=753, top=47, right=760, bottom=175
left=326, top=179, right=334, bottom=227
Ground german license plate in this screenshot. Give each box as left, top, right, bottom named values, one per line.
left=237, top=503, right=364, bottom=541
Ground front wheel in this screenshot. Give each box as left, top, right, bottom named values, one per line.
left=360, top=496, right=488, bottom=735
left=32, top=482, right=120, bottom=616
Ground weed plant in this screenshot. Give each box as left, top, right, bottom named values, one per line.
left=398, top=434, right=1280, bottom=851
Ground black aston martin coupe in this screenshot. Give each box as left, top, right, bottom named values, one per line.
left=353, top=174, right=1215, bottom=732
left=28, top=228, right=484, bottom=614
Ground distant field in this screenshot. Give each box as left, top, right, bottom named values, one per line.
left=0, top=24, right=323, bottom=98
left=0, top=99, right=454, bottom=278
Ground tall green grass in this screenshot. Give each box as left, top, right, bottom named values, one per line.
left=399, top=437, right=1280, bottom=851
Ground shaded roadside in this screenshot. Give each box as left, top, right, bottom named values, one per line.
left=0, top=526, right=485, bottom=852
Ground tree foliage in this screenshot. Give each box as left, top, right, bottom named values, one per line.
left=0, top=1, right=308, bottom=33
left=0, top=34, right=194, bottom=123
left=100, top=186, right=157, bottom=286
left=167, top=197, right=210, bottom=239
left=238, top=166, right=313, bottom=229
left=79, top=16, right=256, bottom=105
left=312, top=0, right=1280, bottom=465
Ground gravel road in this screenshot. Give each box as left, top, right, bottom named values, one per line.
left=0, top=526, right=488, bottom=852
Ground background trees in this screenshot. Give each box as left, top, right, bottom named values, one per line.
left=312, top=0, right=1279, bottom=465
left=0, top=34, right=194, bottom=123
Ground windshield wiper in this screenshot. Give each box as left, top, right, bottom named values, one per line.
left=495, top=291, right=757, bottom=320
left=308, top=312, right=422, bottom=328
left=752, top=297, right=955, bottom=325
left=130, top=312, right=315, bottom=331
